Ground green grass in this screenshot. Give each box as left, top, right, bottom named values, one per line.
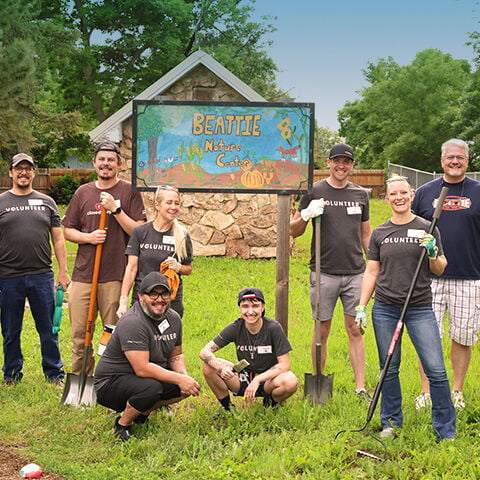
left=2, top=198, right=480, bottom=479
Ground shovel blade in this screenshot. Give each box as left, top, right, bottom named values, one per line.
left=60, top=372, right=96, bottom=408
left=304, top=372, right=334, bottom=405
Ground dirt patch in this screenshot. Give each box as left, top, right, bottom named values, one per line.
left=0, top=446, right=65, bottom=480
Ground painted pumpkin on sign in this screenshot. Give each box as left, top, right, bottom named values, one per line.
left=241, top=169, right=265, bottom=188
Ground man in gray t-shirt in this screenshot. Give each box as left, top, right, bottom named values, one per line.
left=290, top=143, right=371, bottom=398
left=0, top=153, right=70, bottom=385
left=94, top=272, right=200, bottom=442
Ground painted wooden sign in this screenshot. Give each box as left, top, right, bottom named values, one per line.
left=132, top=100, right=314, bottom=194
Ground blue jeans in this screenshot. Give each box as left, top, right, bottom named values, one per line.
left=0, top=272, right=64, bottom=382
left=372, top=301, right=456, bottom=440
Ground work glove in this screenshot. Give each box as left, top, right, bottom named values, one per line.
left=300, top=198, right=325, bottom=222
left=420, top=233, right=438, bottom=259
left=116, top=295, right=129, bottom=318
left=355, top=305, right=367, bottom=335
left=165, top=256, right=182, bottom=273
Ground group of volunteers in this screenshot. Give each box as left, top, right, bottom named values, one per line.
left=292, top=138, right=478, bottom=442
left=0, top=138, right=477, bottom=443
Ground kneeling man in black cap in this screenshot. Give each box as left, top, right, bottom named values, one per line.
left=200, top=287, right=298, bottom=412
left=94, top=271, right=200, bottom=441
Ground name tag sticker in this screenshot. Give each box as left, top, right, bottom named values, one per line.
left=347, top=206, right=361, bottom=215
left=158, top=319, right=170, bottom=333
left=28, top=199, right=43, bottom=206
left=163, top=235, right=175, bottom=245
left=257, top=345, right=272, bottom=354
left=407, top=229, right=425, bottom=239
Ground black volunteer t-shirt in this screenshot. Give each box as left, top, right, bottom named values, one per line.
left=367, top=216, right=444, bottom=307
left=298, top=180, right=369, bottom=275
left=94, top=302, right=182, bottom=389
left=213, top=317, right=292, bottom=374
left=0, top=190, right=60, bottom=277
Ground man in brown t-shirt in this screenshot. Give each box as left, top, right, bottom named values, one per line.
left=62, top=142, right=146, bottom=375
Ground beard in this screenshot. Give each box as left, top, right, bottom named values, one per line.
left=139, top=297, right=168, bottom=322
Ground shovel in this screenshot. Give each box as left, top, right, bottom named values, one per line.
left=61, top=206, right=107, bottom=407
left=304, top=215, right=334, bottom=404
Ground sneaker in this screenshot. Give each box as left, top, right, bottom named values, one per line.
left=114, top=417, right=133, bottom=442
left=415, top=392, right=431, bottom=410
left=379, top=427, right=395, bottom=439
left=263, top=393, right=278, bottom=408
left=47, top=378, right=64, bottom=389
left=3, top=380, right=16, bottom=387
left=355, top=389, right=371, bottom=402
left=133, top=414, right=149, bottom=424
left=161, top=405, right=174, bottom=417
left=452, top=390, right=465, bottom=409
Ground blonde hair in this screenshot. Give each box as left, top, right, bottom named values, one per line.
left=154, top=186, right=188, bottom=261
left=386, top=175, right=412, bottom=192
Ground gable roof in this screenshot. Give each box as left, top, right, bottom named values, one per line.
left=89, top=50, right=266, bottom=143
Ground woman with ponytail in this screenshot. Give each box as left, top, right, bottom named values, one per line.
left=117, top=186, right=193, bottom=318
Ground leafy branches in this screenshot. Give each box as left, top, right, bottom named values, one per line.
left=338, top=49, right=471, bottom=171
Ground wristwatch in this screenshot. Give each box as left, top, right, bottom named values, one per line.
left=112, top=206, right=121, bottom=215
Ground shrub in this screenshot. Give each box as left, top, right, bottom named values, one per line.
left=49, top=173, right=81, bottom=205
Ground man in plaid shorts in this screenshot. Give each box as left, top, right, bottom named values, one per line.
left=412, top=138, right=480, bottom=409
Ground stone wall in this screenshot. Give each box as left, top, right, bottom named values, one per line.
left=116, top=64, right=289, bottom=259
left=178, top=192, right=281, bottom=258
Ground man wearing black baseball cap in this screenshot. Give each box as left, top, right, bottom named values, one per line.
left=290, top=143, right=372, bottom=399
left=94, top=272, right=200, bottom=441
left=0, top=153, right=70, bottom=386
left=62, top=141, right=146, bottom=377
left=200, top=287, right=298, bottom=413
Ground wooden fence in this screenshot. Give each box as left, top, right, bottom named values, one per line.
left=313, top=169, right=385, bottom=197
left=0, top=168, right=94, bottom=194
left=1, top=168, right=386, bottom=197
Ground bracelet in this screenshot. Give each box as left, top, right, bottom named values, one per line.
left=112, top=206, right=121, bottom=215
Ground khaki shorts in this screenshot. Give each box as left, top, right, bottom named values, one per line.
left=431, top=277, right=480, bottom=346
left=309, top=271, right=363, bottom=321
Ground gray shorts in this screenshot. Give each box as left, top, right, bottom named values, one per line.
left=431, top=278, right=480, bottom=346
left=309, top=271, right=363, bottom=321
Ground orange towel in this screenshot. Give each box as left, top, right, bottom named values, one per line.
left=160, top=262, right=180, bottom=300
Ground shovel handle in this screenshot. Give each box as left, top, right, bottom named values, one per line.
left=84, top=207, right=107, bottom=346
left=314, top=216, right=322, bottom=374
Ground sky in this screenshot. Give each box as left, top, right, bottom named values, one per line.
left=251, top=0, right=478, bottom=130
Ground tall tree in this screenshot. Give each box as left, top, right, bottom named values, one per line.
left=314, top=124, right=342, bottom=169
left=338, top=49, right=471, bottom=171
left=455, top=29, right=480, bottom=169
left=0, top=0, right=91, bottom=166
left=0, top=0, right=36, bottom=154
left=40, top=0, right=282, bottom=123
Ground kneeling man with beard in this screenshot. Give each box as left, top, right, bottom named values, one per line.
left=94, top=271, right=200, bottom=441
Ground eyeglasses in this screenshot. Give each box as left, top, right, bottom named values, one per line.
left=444, top=155, right=467, bottom=161
left=13, top=166, right=34, bottom=172
left=145, top=290, right=170, bottom=300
